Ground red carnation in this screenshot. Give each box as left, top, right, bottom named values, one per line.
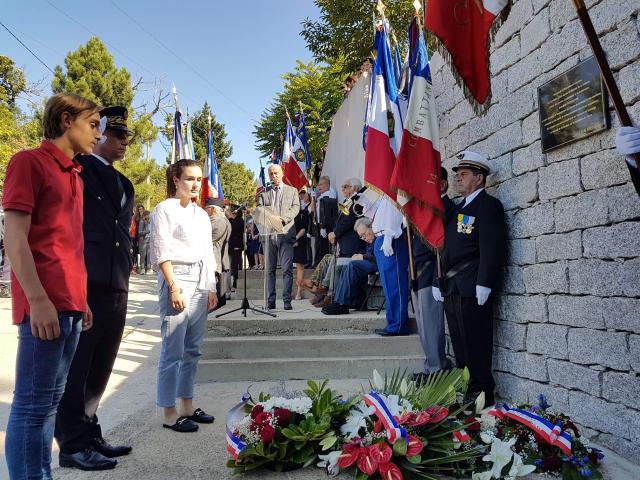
left=259, top=424, right=276, bottom=444
left=250, top=404, right=264, bottom=419
left=357, top=446, right=379, bottom=476
left=464, top=417, right=481, bottom=433
left=254, top=411, right=271, bottom=426
left=379, top=461, right=403, bottom=480
left=273, top=407, right=292, bottom=426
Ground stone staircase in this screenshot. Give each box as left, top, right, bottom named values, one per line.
left=197, top=268, right=424, bottom=382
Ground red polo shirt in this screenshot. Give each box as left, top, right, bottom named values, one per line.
left=2, top=140, right=87, bottom=324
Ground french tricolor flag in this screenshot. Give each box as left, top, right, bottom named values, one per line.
left=282, top=118, right=308, bottom=191
left=391, top=16, right=444, bottom=249
left=364, top=21, right=405, bottom=201
left=363, top=392, right=407, bottom=444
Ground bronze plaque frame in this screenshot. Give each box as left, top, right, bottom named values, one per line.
left=537, top=56, right=609, bottom=153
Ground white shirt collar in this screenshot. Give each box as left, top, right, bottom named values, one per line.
left=92, top=153, right=111, bottom=167
left=463, top=188, right=484, bottom=207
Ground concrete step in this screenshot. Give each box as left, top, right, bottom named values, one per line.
left=207, top=313, right=417, bottom=337
left=201, top=334, right=423, bottom=359
left=196, top=355, right=424, bottom=382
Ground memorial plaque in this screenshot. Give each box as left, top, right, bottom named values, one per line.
left=538, top=56, right=609, bottom=153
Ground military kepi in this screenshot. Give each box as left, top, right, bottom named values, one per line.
left=453, top=151, right=491, bottom=175
left=100, top=106, right=133, bottom=135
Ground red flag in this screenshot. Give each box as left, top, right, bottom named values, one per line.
left=282, top=118, right=307, bottom=191
left=425, top=0, right=510, bottom=109
left=391, top=18, right=444, bottom=249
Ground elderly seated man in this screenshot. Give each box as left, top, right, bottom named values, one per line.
left=322, top=217, right=377, bottom=315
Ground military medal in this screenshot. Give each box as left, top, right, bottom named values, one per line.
left=457, top=214, right=475, bottom=234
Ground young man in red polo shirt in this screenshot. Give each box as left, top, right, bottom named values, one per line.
left=3, top=92, right=101, bottom=480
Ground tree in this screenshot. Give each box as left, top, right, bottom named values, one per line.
left=52, top=37, right=165, bottom=209
left=219, top=161, right=257, bottom=207
left=0, top=56, right=27, bottom=109
left=253, top=60, right=343, bottom=170
left=301, top=0, right=415, bottom=77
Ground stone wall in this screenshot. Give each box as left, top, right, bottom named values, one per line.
left=431, top=0, right=640, bottom=463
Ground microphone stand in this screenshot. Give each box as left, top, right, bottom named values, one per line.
left=216, top=206, right=275, bottom=318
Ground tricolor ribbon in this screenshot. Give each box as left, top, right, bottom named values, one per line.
left=489, top=404, right=573, bottom=455
left=453, top=429, right=472, bottom=443
left=363, top=391, right=407, bottom=444
left=226, top=391, right=252, bottom=460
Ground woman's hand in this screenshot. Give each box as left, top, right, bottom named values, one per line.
left=171, top=288, right=187, bottom=311
left=208, top=291, right=218, bottom=310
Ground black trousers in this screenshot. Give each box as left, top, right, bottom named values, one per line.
left=55, top=284, right=128, bottom=453
left=230, top=248, right=242, bottom=288
left=443, top=294, right=495, bottom=395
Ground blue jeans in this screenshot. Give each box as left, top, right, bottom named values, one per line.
left=157, top=263, right=208, bottom=408
left=334, top=260, right=377, bottom=306
left=6, top=313, right=82, bottom=480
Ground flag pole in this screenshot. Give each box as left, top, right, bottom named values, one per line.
left=571, top=0, right=640, bottom=194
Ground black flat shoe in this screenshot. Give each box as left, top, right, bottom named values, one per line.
left=188, top=408, right=215, bottom=424
left=163, top=416, right=199, bottom=432
left=321, top=303, right=349, bottom=315
left=59, top=449, right=117, bottom=471
left=374, top=328, right=411, bottom=337
left=283, top=303, right=293, bottom=310
left=268, top=302, right=276, bottom=310
left=91, top=437, right=132, bottom=458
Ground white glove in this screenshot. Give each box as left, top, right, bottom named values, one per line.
left=381, top=234, right=394, bottom=256
left=615, top=126, right=640, bottom=156
left=320, top=228, right=327, bottom=238
left=432, top=286, right=444, bottom=302
left=476, top=285, right=491, bottom=306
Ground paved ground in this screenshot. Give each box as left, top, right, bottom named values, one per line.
left=0, top=275, right=637, bottom=479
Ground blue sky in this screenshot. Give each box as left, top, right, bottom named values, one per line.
left=2, top=0, right=320, bottom=177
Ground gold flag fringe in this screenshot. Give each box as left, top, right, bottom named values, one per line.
left=425, top=1, right=512, bottom=117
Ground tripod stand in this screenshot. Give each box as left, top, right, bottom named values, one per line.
left=216, top=207, right=275, bottom=318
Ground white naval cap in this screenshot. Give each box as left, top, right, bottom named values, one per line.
left=452, top=151, right=491, bottom=175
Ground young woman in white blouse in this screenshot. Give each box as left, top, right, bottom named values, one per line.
left=150, top=159, right=218, bottom=433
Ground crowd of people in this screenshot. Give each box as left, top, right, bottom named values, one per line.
left=3, top=87, right=640, bottom=480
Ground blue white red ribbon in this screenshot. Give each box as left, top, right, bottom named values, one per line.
left=453, top=429, right=472, bottom=443
left=489, top=404, right=573, bottom=455
left=363, top=391, right=407, bottom=444
left=226, top=392, right=251, bottom=460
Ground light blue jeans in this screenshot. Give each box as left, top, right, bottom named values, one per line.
left=156, top=263, right=208, bottom=408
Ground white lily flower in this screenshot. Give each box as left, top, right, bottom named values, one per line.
left=317, top=451, right=341, bottom=476
left=471, top=471, right=493, bottom=480
left=372, top=369, right=385, bottom=391
left=340, top=401, right=375, bottom=438
left=475, top=391, right=486, bottom=413
left=482, top=437, right=515, bottom=478
left=507, top=452, right=537, bottom=478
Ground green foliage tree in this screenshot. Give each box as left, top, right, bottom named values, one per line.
left=253, top=60, right=343, bottom=172
left=52, top=37, right=165, bottom=209
left=0, top=57, right=41, bottom=184
left=218, top=161, right=257, bottom=207
left=301, top=0, right=415, bottom=77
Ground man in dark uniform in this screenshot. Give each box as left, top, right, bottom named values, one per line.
left=55, top=106, right=134, bottom=470
left=328, top=178, right=367, bottom=259
left=433, top=151, right=505, bottom=406
left=411, top=167, right=455, bottom=380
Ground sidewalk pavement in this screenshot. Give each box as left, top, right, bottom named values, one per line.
left=0, top=275, right=636, bottom=479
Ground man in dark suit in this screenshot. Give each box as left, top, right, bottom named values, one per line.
left=433, top=151, right=506, bottom=406
left=315, top=175, right=337, bottom=264
left=412, top=167, right=455, bottom=380
left=328, top=178, right=367, bottom=258
left=55, top=106, right=134, bottom=470
left=256, top=164, right=300, bottom=310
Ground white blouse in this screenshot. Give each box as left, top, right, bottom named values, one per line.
left=150, top=198, right=217, bottom=291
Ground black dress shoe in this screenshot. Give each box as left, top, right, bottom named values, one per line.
left=374, top=328, right=411, bottom=337
left=321, top=303, right=349, bottom=315
left=91, top=437, right=132, bottom=458
left=59, top=449, right=117, bottom=471
left=283, top=302, right=293, bottom=310
left=268, top=302, right=276, bottom=310
left=188, top=408, right=215, bottom=424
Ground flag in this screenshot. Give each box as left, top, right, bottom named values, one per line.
left=390, top=17, right=444, bottom=249
left=271, top=146, right=279, bottom=165
left=282, top=118, right=307, bottom=191
left=364, top=20, right=405, bottom=201
left=294, top=112, right=312, bottom=170
left=184, top=119, right=196, bottom=160
left=256, top=159, right=267, bottom=195
left=171, top=109, right=186, bottom=164
left=425, top=0, right=510, bottom=110
left=201, top=129, right=224, bottom=204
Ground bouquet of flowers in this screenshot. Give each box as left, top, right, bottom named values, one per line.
left=226, top=380, right=357, bottom=473
left=473, top=394, right=604, bottom=480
